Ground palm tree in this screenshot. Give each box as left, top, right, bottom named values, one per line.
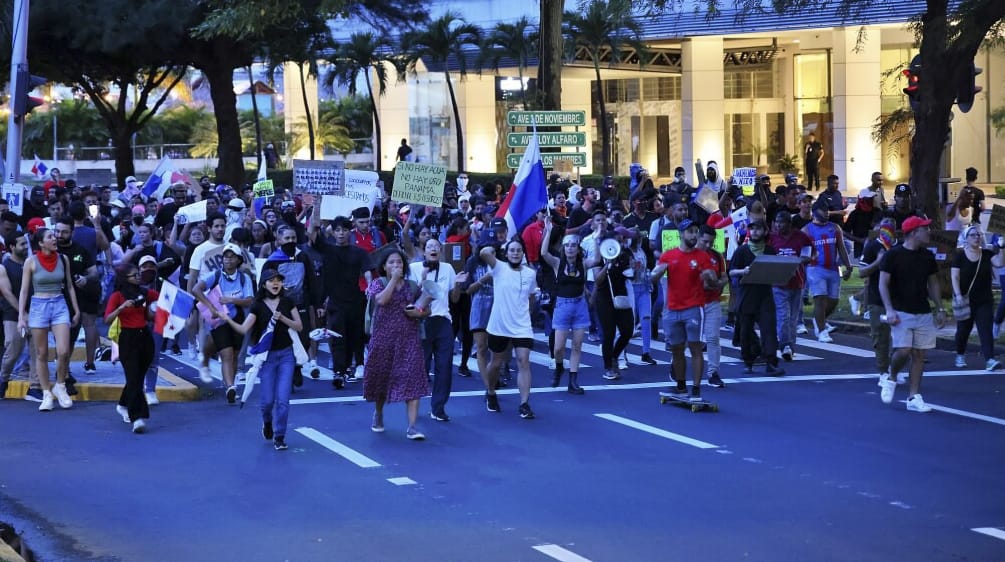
left=402, top=12, right=481, bottom=171
left=326, top=32, right=396, bottom=171
left=480, top=16, right=539, bottom=109
left=564, top=0, right=645, bottom=176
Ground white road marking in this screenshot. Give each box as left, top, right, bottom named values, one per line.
left=594, top=413, right=718, bottom=449
left=387, top=477, right=417, bottom=486
left=293, top=427, right=381, bottom=468
left=532, top=544, right=593, bottom=562
left=972, top=527, right=1005, bottom=541
left=795, top=337, right=874, bottom=356
left=904, top=401, right=1005, bottom=427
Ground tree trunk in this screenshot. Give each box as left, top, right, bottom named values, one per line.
left=909, top=102, right=953, bottom=225
left=365, top=70, right=381, bottom=171
left=248, top=65, right=263, bottom=168
left=538, top=0, right=563, bottom=111
left=111, top=127, right=135, bottom=187
left=299, top=63, right=316, bottom=160
left=594, top=61, right=610, bottom=176
left=445, top=71, right=464, bottom=171
left=202, top=61, right=244, bottom=187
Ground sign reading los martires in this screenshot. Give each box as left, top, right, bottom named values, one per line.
left=506, top=110, right=587, bottom=127
left=506, top=153, right=588, bottom=168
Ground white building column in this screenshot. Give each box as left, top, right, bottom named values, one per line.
left=283, top=62, right=319, bottom=160
left=681, top=36, right=724, bottom=183
left=831, top=27, right=882, bottom=191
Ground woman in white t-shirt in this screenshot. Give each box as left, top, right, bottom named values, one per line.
left=479, top=239, right=538, bottom=419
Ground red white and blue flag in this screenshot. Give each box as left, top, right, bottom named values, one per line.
left=153, top=280, right=196, bottom=340
left=496, top=127, right=548, bottom=236
left=141, top=157, right=193, bottom=200
left=31, top=154, right=47, bottom=180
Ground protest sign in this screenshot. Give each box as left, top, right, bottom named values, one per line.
left=2, top=183, right=24, bottom=215
left=443, top=243, right=466, bottom=273
left=987, top=204, right=1005, bottom=235
left=253, top=179, right=274, bottom=199
left=176, top=200, right=207, bottom=224
left=741, top=255, right=802, bottom=285
left=661, top=230, right=681, bottom=252
left=293, top=160, right=345, bottom=196
left=392, top=161, right=448, bottom=207
left=75, top=169, right=114, bottom=187
left=732, top=167, right=757, bottom=196
left=320, top=185, right=379, bottom=220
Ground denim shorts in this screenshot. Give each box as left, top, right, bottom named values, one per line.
left=552, top=296, right=590, bottom=331
left=28, top=295, right=71, bottom=329
left=469, top=294, right=493, bottom=332
left=806, top=266, right=841, bottom=299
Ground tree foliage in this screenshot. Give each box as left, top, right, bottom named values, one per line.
left=480, top=17, right=539, bottom=109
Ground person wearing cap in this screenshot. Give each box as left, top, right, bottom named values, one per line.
left=950, top=225, right=1004, bottom=372
left=695, top=224, right=728, bottom=386
left=20, top=186, right=48, bottom=228
left=768, top=210, right=814, bottom=363
left=859, top=218, right=898, bottom=381
left=136, top=254, right=167, bottom=403
left=792, top=192, right=815, bottom=230
left=649, top=219, right=719, bottom=402
left=104, top=262, right=159, bottom=433
left=215, top=268, right=303, bottom=450
left=845, top=187, right=882, bottom=257
left=192, top=242, right=255, bottom=403
left=889, top=183, right=915, bottom=230
left=729, top=219, right=786, bottom=376
left=124, top=222, right=180, bottom=281
left=224, top=197, right=247, bottom=243
left=878, top=215, right=946, bottom=412
left=803, top=205, right=853, bottom=343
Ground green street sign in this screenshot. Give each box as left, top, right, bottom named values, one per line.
left=506, top=152, right=588, bottom=168
left=506, top=110, right=587, bottom=127
left=506, top=132, right=587, bottom=148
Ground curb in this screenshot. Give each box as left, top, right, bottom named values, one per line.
left=2, top=366, right=200, bottom=402
left=830, top=319, right=1005, bottom=355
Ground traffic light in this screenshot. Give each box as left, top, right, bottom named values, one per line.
left=902, top=55, right=921, bottom=112
left=11, top=64, right=46, bottom=119
left=956, top=61, right=982, bottom=113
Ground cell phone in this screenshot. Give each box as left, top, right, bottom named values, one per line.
left=88, top=204, right=99, bottom=218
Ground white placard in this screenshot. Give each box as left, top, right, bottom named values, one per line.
left=176, top=200, right=207, bottom=223
left=319, top=170, right=380, bottom=220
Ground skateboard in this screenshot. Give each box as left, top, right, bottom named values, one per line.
left=659, top=392, right=719, bottom=413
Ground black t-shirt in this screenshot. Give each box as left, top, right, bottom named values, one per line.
left=951, top=248, right=994, bottom=306
left=880, top=245, right=938, bottom=314
left=314, top=235, right=369, bottom=304
left=1, top=258, right=24, bottom=322
left=792, top=214, right=812, bottom=231
left=131, top=242, right=181, bottom=278
left=250, top=297, right=295, bottom=351
left=729, top=244, right=777, bottom=313
left=805, top=141, right=823, bottom=166
left=860, top=239, right=886, bottom=307
left=59, top=241, right=99, bottom=300
left=567, top=206, right=592, bottom=230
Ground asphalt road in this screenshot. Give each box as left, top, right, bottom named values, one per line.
left=1, top=327, right=1004, bottom=561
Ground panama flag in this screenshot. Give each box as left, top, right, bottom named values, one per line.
left=141, top=156, right=189, bottom=200
left=31, top=154, right=47, bottom=179
left=153, top=280, right=196, bottom=340
left=496, top=126, right=548, bottom=236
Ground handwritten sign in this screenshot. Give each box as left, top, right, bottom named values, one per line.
left=392, top=161, right=448, bottom=207
left=293, top=160, right=345, bottom=196
left=253, top=179, right=274, bottom=199
left=176, top=200, right=207, bottom=224
left=732, top=167, right=757, bottom=197
left=987, top=204, right=1005, bottom=235
left=660, top=228, right=725, bottom=254
left=2, top=183, right=24, bottom=215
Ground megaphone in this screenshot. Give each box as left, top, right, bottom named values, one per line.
left=600, top=238, right=621, bottom=261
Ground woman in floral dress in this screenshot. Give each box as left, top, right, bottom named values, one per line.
left=364, top=249, right=432, bottom=440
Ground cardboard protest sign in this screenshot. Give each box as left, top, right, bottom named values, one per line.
left=741, top=255, right=802, bottom=285
left=732, top=167, right=757, bottom=197
left=987, top=204, right=1005, bottom=235
left=927, top=229, right=959, bottom=299
left=392, top=161, right=448, bottom=207
left=253, top=179, right=274, bottom=199
left=293, top=160, right=345, bottom=196
left=443, top=243, right=466, bottom=273
left=176, top=200, right=207, bottom=224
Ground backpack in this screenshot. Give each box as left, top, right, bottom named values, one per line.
left=209, top=269, right=249, bottom=293
left=350, top=227, right=384, bottom=250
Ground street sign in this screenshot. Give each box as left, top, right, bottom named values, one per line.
left=506, top=132, right=587, bottom=148
left=506, top=152, right=587, bottom=169
left=506, top=110, right=587, bottom=127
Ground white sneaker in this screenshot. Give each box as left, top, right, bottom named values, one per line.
left=549, top=358, right=556, bottom=370
left=877, top=372, right=889, bottom=388
left=879, top=376, right=896, bottom=404
left=896, top=372, right=907, bottom=385
left=986, top=358, right=1001, bottom=371
left=618, top=356, right=629, bottom=371
left=796, top=324, right=808, bottom=335
left=132, top=419, right=147, bottom=433
left=817, top=331, right=833, bottom=343
left=955, top=355, right=967, bottom=368
left=52, top=383, right=73, bottom=409
left=825, top=322, right=836, bottom=333
left=906, top=394, right=932, bottom=413
left=39, top=390, right=54, bottom=411
left=145, top=391, right=159, bottom=405
left=116, top=404, right=130, bottom=423
left=188, top=343, right=199, bottom=360
left=199, top=365, right=213, bottom=383
left=849, top=296, right=861, bottom=316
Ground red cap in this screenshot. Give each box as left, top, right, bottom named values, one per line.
left=26, top=217, right=45, bottom=234
left=901, top=216, right=932, bottom=234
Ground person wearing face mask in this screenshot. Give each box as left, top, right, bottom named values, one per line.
left=480, top=239, right=538, bottom=419
left=224, top=198, right=247, bottom=243
left=455, top=172, right=470, bottom=195
left=410, top=238, right=468, bottom=422
left=700, top=161, right=728, bottom=194
left=124, top=223, right=180, bottom=281
left=729, top=220, right=785, bottom=376
left=264, top=224, right=320, bottom=383
left=136, top=256, right=166, bottom=405
left=667, top=166, right=693, bottom=198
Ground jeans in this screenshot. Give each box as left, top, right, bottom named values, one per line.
left=703, top=301, right=722, bottom=374
left=632, top=283, right=652, bottom=353
left=423, top=316, right=453, bottom=416
left=145, top=330, right=162, bottom=393
left=259, top=346, right=295, bottom=438
left=956, top=300, right=995, bottom=361
left=867, top=304, right=891, bottom=374
left=118, top=327, right=154, bottom=422
left=773, top=287, right=803, bottom=348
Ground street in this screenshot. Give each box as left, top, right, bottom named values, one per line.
left=1, top=327, right=1004, bottom=561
